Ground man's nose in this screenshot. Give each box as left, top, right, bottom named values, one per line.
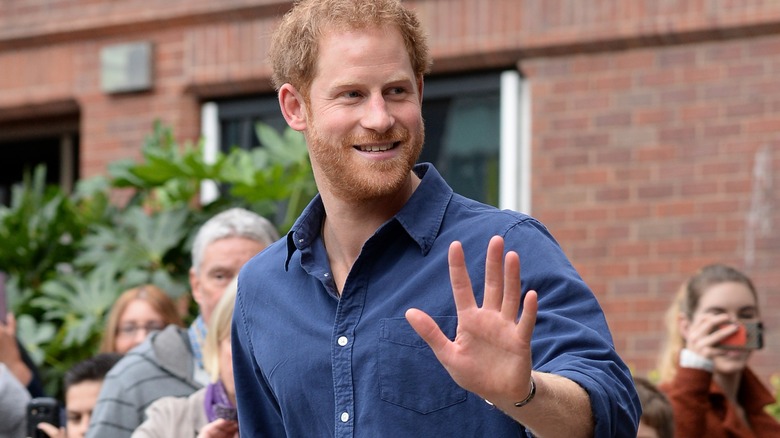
left=361, top=95, right=394, bottom=133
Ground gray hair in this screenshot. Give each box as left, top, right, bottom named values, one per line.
left=191, top=208, right=279, bottom=272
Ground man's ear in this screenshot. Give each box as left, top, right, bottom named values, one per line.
left=189, top=266, right=202, bottom=306
left=279, top=83, right=307, bottom=131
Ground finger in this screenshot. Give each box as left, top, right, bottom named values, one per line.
left=690, top=314, right=731, bottom=345
left=36, top=422, right=61, bottom=438
left=7, top=313, right=15, bottom=332
left=517, top=290, right=538, bottom=342
left=707, top=323, right=739, bottom=345
left=212, top=419, right=239, bottom=433
left=406, top=308, right=452, bottom=354
left=482, top=236, right=505, bottom=311
left=448, top=241, right=477, bottom=311
left=501, top=250, right=521, bottom=321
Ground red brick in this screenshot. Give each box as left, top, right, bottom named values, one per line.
left=612, top=242, right=651, bottom=258
left=656, top=200, right=696, bottom=217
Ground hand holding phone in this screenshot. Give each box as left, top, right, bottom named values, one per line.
left=715, top=321, right=764, bottom=350
left=26, top=397, right=61, bottom=438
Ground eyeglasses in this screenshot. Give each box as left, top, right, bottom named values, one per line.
left=116, top=322, right=165, bottom=337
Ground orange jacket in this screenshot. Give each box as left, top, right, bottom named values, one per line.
left=660, top=367, right=780, bottom=438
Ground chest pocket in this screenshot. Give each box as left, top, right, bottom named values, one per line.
left=378, top=317, right=467, bottom=414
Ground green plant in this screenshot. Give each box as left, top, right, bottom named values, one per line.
left=1, top=120, right=316, bottom=397
left=768, top=373, right=780, bottom=420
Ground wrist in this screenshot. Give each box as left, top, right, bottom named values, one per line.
left=514, top=374, right=536, bottom=408
left=679, top=348, right=714, bottom=372
left=483, top=372, right=537, bottom=408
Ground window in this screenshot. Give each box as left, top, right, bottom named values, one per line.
left=202, top=69, right=527, bottom=210
left=0, top=115, right=79, bottom=206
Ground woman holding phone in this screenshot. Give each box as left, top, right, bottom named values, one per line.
left=657, top=263, right=780, bottom=437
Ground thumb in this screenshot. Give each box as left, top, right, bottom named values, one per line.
left=405, top=308, right=450, bottom=352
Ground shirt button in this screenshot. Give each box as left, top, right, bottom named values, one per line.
left=337, top=336, right=348, bottom=346
left=324, top=273, right=329, bottom=277
left=340, top=412, right=349, bottom=422
left=298, top=238, right=304, bottom=243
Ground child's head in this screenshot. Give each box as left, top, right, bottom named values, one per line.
left=634, top=376, right=674, bottom=438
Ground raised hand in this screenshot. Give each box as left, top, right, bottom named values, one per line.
left=682, top=312, right=738, bottom=360
left=405, top=235, right=538, bottom=405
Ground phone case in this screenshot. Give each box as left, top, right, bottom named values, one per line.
left=27, top=397, right=60, bottom=438
left=717, top=321, right=763, bottom=350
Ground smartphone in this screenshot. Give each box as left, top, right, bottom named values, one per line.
left=0, top=271, right=7, bottom=324
left=26, top=397, right=61, bottom=438
left=716, top=321, right=764, bottom=350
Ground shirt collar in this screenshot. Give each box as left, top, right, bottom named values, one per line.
left=285, top=163, right=452, bottom=268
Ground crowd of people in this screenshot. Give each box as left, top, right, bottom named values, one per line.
left=1, top=0, right=778, bottom=437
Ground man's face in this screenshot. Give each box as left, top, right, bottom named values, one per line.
left=302, top=25, right=424, bottom=202
left=189, top=236, right=266, bottom=324
left=65, top=380, right=102, bottom=438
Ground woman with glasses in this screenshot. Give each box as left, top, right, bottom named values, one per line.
left=657, top=264, right=780, bottom=437
left=99, top=285, right=184, bottom=355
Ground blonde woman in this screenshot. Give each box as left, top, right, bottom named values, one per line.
left=132, top=279, right=238, bottom=438
left=657, top=264, right=780, bottom=437
left=99, top=285, right=184, bottom=355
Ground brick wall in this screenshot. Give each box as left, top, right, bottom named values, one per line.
left=523, top=34, right=780, bottom=382
left=0, top=0, right=779, bottom=386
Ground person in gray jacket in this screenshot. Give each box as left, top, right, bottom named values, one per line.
left=86, top=208, right=278, bottom=438
left=132, top=277, right=239, bottom=438
left=0, top=362, right=30, bottom=438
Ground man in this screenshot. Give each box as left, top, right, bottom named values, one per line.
left=87, top=208, right=278, bottom=438
left=37, top=352, right=123, bottom=438
left=233, top=0, right=641, bottom=436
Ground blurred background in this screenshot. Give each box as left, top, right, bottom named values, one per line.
left=0, top=0, right=778, bottom=396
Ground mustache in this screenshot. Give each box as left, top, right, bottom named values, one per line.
left=343, top=126, right=410, bottom=146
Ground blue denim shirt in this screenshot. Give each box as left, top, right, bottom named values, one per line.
left=233, top=163, right=640, bottom=437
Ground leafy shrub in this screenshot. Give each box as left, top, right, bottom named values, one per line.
left=0, top=121, right=315, bottom=397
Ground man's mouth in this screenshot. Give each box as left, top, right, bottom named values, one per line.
left=355, top=142, right=399, bottom=152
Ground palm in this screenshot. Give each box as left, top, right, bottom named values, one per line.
left=406, top=236, right=537, bottom=403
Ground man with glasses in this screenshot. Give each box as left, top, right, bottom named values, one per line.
left=86, top=208, right=278, bottom=438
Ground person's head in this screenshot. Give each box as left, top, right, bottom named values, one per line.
left=658, top=263, right=760, bottom=382
left=63, top=353, right=122, bottom=438
left=269, top=0, right=431, bottom=100
left=99, top=284, right=184, bottom=354
left=633, top=376, right=674, bottom=438
left=189, top=208, right=278, bottom=324
left=273, top=0, right=432, bottom=204
left=202, top=276, right=237, bottom=404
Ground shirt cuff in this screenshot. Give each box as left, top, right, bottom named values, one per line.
left=679, top=348, right=714, bottom=372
